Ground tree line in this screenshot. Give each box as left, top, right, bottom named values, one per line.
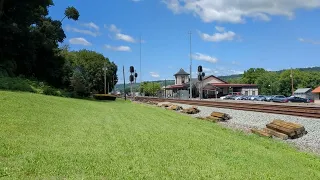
left=228, top=68, right=320, bottom=96
left=0, top=1, right=117, bottom=96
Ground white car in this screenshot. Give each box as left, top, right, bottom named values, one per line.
left=220, top=95, right=230, bottom=100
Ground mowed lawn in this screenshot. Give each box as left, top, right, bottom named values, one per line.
left=0, top=91, right=319, bottom=179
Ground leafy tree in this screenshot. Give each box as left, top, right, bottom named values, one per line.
left=62, top=6, right=80, bottom=22
left=242, top=68, right=266, bottom=84
left=0, top=0, right=80, bottom=87
left=62, top=50, right=118, bottom=94
left=255, top=72, right=280, bottom=95
left=140, top=82, right=161, bottom=96
left=70, top=67, right=89, bottom=97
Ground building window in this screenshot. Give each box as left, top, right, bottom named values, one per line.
left=245, top=91, right=248, bottom=96
left=181, top=77, right=185, bottom=84
left=252, top=91, right=256, bottom=96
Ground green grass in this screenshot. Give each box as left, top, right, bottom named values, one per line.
left=0, top=91, right=319, bottom=179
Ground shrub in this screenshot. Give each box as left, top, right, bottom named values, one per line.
left=0, top=77, right=35, bottom=93
left=43, top=86, right=62, bottom=96
left=93, top=94, right=117, bottom=101
left=70, top=68, right=90, bottom=97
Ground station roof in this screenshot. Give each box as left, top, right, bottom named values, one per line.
left=294, top=88, right=312, bottom=93
left=174, top=68, right=189, bottom=76
left=312, top=86, right=320, bottom=93
left=211, top=83, right=258, bottom=88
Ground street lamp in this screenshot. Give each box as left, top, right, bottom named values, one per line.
left=268, top=84, right=272, bottom=95
left=102, top=63, right=108, bottom=94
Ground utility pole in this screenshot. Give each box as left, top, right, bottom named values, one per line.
left=140, top=35, right=142, bottom=90
left=153, top=81, right=155, bottom=97
left=104, top=62, right=107, bottom=94
left=164, top=79, right=167, bottom=98
left=189, top=31, right=193, bottom=99
left=123, top=66, right=126, bottom=100
left=291, top=68, right=294, bottom=96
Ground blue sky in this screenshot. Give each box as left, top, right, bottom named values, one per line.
left=49, top=0, right=320, bottom=82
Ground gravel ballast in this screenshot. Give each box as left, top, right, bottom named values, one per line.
left=158, top=102, right=320, bottom=155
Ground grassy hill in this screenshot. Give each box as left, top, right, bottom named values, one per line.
left=1, top=91, right=320, bottom=179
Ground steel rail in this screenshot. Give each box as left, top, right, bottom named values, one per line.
left=135, top=97, right=320, bottom=119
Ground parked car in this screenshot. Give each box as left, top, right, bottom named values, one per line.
left=252, top=95, right=266, bottom=101
left=235, top=95, right=245, bottom=100
left=220, top=95, right=231, bottom=100
left=307, top=98, right=314, bottom=103
left=243, top=95, right=253, bottom=100
left=250, top=96, right=258, bottom=100
left=287, top=96, right=310, bottom=103
left=264, top=95, right=274, bottom=102
left=272, top=95, right=288, bottom=103
left=226, top=95, right=238, bottom=100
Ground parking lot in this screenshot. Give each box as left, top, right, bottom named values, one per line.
left=196, top=95, right=320, bottom=107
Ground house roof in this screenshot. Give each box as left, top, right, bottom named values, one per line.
left=174, top=68, right=189, bottom=76
left=312, top=86, right=320, bottom=93
left=211, top=83, right=258, bottom=88
left=294, top=88, right=312, bottom=93
left=188, top=75, right=228, bottom=86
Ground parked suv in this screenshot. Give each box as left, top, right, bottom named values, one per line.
left=272, top=95, right=288, bottom=103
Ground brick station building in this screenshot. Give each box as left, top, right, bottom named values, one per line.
left=166, top=68, right=259, bottom=98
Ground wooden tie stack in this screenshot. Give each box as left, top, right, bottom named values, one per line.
left=251, top=120, right=307, bottom=140
left=181, top=106, right=200, bottom=114
left=166, top=105, right=183, bottom=111
left=209, top=112, right=231, bottom=121
left=197, top=112, right=231, bottom=123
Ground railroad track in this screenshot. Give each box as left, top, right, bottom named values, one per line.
left=135, top=97, right=320, bottom=119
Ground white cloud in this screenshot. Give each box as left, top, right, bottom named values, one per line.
left=163, top=0, right=320, bottom=23
left=105, top=45, right=131, bottom=52
left=106, top=24, right=121, bottom=33
left=203, top=68, right=211, bottom=72
left=69, top=38, right=92, bottom=46
left=65, top=25, right=99, bottom=37
left=132, top=0, right=141, bottom=2
left=150, top=72, right=160, bottom=78
left=211, top=68, right=244, bottom=76
left=115, top=33, right=136, bottom=43
left=192, top=53, right=218, bottom=63
left=298, top=38, right=320, bottom=45
left=232, top=61, right=240, bottom=65
left=106, top=24, right=136, bottom=43
left=215, top=26, right=225, bottom=32
left=199, top=30, right=236, bottom=42
left=82, top=22, right=99, bottom=31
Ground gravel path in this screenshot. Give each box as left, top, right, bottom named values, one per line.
left=158, top=102, right=320, bottom=155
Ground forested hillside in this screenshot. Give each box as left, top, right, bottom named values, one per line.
left=0, top=1, right=118, bottom=97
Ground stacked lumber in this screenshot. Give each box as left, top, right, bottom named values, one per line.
left=251, top=128, right=272, bottom=138
left=195, top=112, right=231, bottom=123
left=251, top=120, right=306, bottom=139
left=166, top=105, right=183, bottom=111
left=266, top=120, right=307, bottom=139
left=210, top=112, right=231, bottom=121
left=181, top=106, right=200, bottom=114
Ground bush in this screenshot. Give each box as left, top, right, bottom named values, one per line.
left=43, top=86, right=62, bottom=96
left=93, top=94, right=117, bottom=101
left=0, top=77, right=36, bottom=93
